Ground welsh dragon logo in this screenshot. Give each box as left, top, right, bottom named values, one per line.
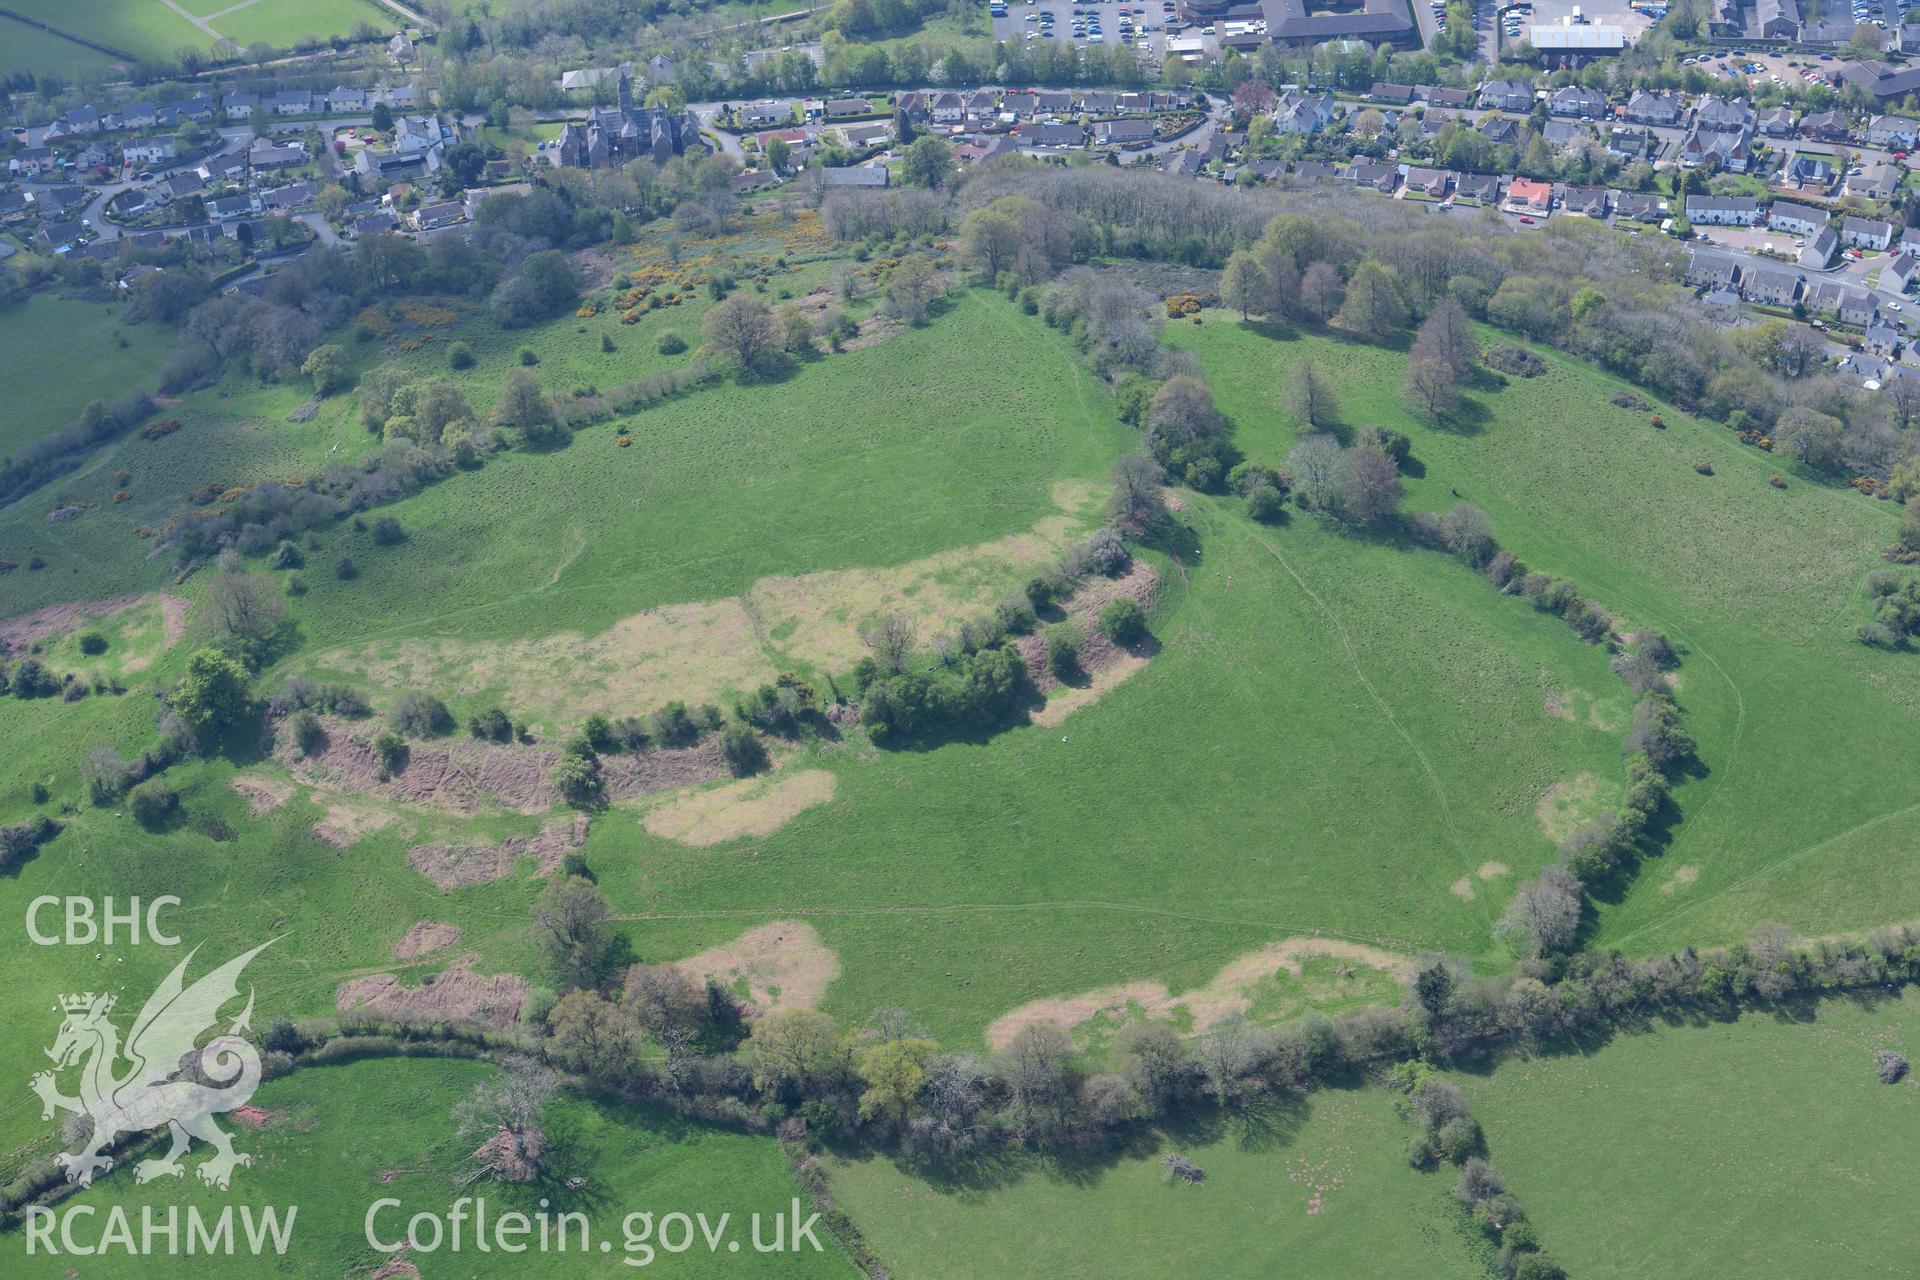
left=31, top=940, right=274, bottom=1191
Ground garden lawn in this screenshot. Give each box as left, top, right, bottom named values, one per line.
left=1459, top=987, right=1920, bottom=1279
left=826, top=1086, right=1495, bottom=1279
left=212, top=0, right=394, bottom=50
left=8, top=1055, right=856, bottom=1277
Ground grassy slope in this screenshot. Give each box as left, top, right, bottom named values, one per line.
left=0, top=297, right=173, bottom=460
left=827, top=1087, right=1493, bottom=1279
left=12, top=1056, right=855, bottom=1277
left=1460, top=988, right=1920, bottom=1279
left=1164, top=316, right=1920, bottom=957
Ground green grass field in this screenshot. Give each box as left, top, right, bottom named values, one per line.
left=0, top=16, right=117, bottom=78
left=1460, top=988, right=1920, bottom=1279
left=213, top=0, right=393, bottom=51
left=12, top=1056, right=854, bottom=1277
left=0, top=297, right=173, bottom=460
left=3, top=0, right=215, bottom=65
left=1163, top=316, right=1920, bottom=958
left=827, top=1086, right=1494, bottom=1279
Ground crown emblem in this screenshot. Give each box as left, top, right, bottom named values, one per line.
left=58, top=993, right=114, bottom=1015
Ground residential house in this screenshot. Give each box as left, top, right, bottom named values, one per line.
left=1477, top=79, right=1535, bottom=112
left=1548, top=85, right=1607, bottom=118
left=1077, top=92, right=1119, bottom=115
left=840, top=122, right=892, bottom=148
left=1272, top=89, right=1336, bottom=134
left=1624, top=90, right=1681, bottom=126
left=1781, top=152, right=1836, bottom=190
left=250, top=142, right=305, bottom=169
left=36, top=220, right=87, bottom=253
left=1694, top=95, right=1754, bottom=132
left=1455, top=172, right=1502, bottom=203
left=116, top=102, right=158, bottom=130
left=1868, top=114, right=1920, bottom=148
left=1095, top=119, right=1155, bottom=147
left=1292, top=160, right=1340, bottom=184
left=1885, top=252, right=1918, bottom=292
left=1002, top=92, right=1040, bottom=117
left=1836, top=60, right=1920, bottom=103
left=273, top=90, right=313, bottom=117
left=1802, top=223, right=1839, bottom=267
left=1797, top=109, right=1850, bottom=142
left=389, top=32, right=414, bottom=64
left=222, top=92, right=260, bottom=121
left=819, top=165, right=888, bottom=188
left=1345, top=162, right=1398, bottom=192
left=1369, top=83, right=1416, bottom=104
left=1684, top=194, right=1759, bottom=226
left=1559, top=185, right=1609, bottom=217
left=1901, top=227, right=1920, bottom=256
left=1505, top=175, right=1553, bottom=213
left=1035, top=90, right=1073, bottom=115
left=1542, top=120, right=1589, bottom=151
left=1680, top=127, right=1751, bottom=172
left=648, top=54, right=678, bottom=83
left=10, top=146, right=58, bottom=177
left=1684, top=249, right=1743, bottom=290
left=354, top=210, right=401, bottom=237
left=1848, top=161, right=1902, bottom=200
left=1018, top=123, right=1086, bottom=149
left=1481, top=115, right=1521, bottom=146
left=1742, top=266, right=1802, bottom=307
left=1613, top=190, right=1662, bottom=222
left=930, top=93, right=965, bottom=124
left=0, top=191, right=29, bottom=222
left=1403, top=167, right=1451, bottom=198
left=1865, top=319, right=1902, bottom=356
left=1422, top=85, right=1473, bottom=108
left=1844, top=216, right=1896, bottom=250
left=58, top=105, right=101, bottom=135
left=1164, top=151, right=1207, bottom=179
left=123, top=137, right=178, bottom=165
left=206, top=194, right=257, bottom=221
left=1607, top=126, right=1652, bottom=159
left=413, top=200, right=466, bottom=230
left=162, top=170, right=204, bottom=199
left=329, top=86, right=368, bottom=112
left=1757, top=105, right=1796, bottom=138
left=262, top=181, right=316, bottom=211
left=392, top=115, right=445, bottom=156
left=1767, top=201, right=1826, bottom=236
left=740, top=100, right=795, bottom=128
left=824, top=97, right=870, bottom=120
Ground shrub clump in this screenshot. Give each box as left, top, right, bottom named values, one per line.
left=128, top=778, right=178, bottom=827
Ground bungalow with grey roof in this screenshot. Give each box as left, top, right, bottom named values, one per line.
left=1403, top=167, right=1451, bottom=198
left=1455, top=172, right=1501, bottom=203
left=1613, top=191, right=1661, bottom=222
left=1548, top=85, right=1606, bottom=118
left=1095, top=119, right=1154, bottom=146
left=1757, top=106, right=1795, bottom=137
left=1559, top=186, right=1609, bottom=217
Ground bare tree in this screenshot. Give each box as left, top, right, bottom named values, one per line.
left=1496, top=865, right=1583, bottom=956
left=1196, top=1013, right=1256, bottom=1104
left=1342, top=443, right=1403, bottom=525
left=453, top=1055, right=557, bottom=1183
left=701, top=293, right=781, bottom=377
left=1299, top=262, right=1344, bottom=324
left=1410, top=299, right=1479, bottom=377
left=533, top=875, right=612, bottom=989
left=1286, top=433, right=1348, bottom=514
left=1108, top=452, right=1167, bottom=534
left=1403, top=355, right=1461, bottom=424
left=859, top=611, right=916, bottom=673
left=206, top=551, right=286, bottom=649
left=1285, top=358, right=1340, bottom=431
